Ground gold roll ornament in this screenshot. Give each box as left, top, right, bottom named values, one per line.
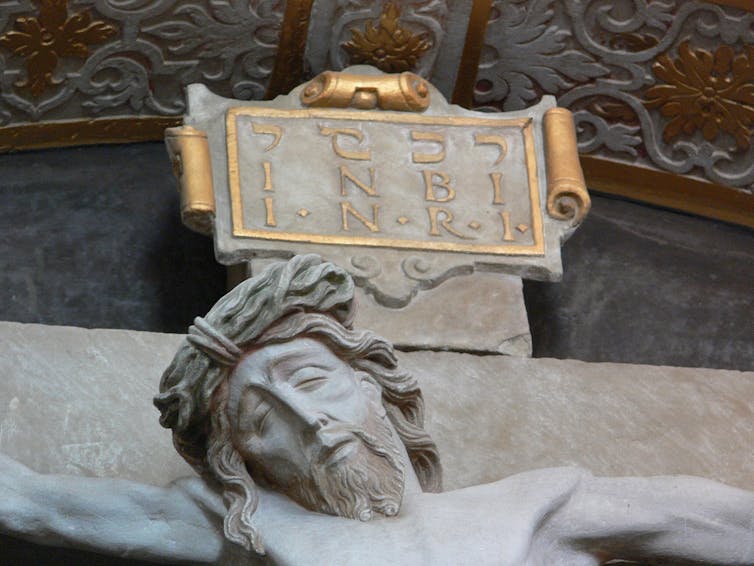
left=543, top=108, right=591, bottom=225
left=164, top=125, right=215, bottom=236
left=300, top=71, right=430, bottom=112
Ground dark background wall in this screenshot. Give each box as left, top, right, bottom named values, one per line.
left=524, top=196, right=754, bottom=370
left=1, top=142, right=752, bottom=370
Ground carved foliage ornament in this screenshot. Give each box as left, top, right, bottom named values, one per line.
left=343, top=3, right=431, bottom=73
left=0, top=0, right=116, bottom=96
left=0, top=1, right=285, bottom=125
left=644, top=42, right=754, bottom=151
left=475, top=1, right=754, bottom=192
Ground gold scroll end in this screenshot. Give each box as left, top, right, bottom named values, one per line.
left=300, top=70, right=430, bottom=112
left=543, top=107, right=591, bottom=225
left=165, top=125, right=215, bottom=236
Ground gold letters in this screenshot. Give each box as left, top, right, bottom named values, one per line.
left=474, top=133, right=507, bottom=165
left=340, top=165, right=377, bottom=197
left=427, top=207, right=473, bottom=239
left=226, top=109, right=540, bottom=252
left=320, top=127, right=371, bottom=160
left=499, top=211, right=515, bottom=241
left=411, top=131, right=446, bottom=163
left=490, top=172, right=503, bottom=204
left=422, top=170, right=456, bottom=202
left=341, top=201, right=380, bottom=232
left=262, top=161, right=273, bottom=191
left=264, top=196, right=277, bottom=227
left=251, top=122, right=283, bottom=151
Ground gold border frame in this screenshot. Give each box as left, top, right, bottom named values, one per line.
left=702, top=0, right=754, bottom=10
left=226, top=107, right=545, bottom=255
left=581, top=156, right=754, bottom=229
left=265, top=0, right=315, bottom=98
left=452, top=0, right=493, bottom=107
left=0, top=117, right=180, bottom=152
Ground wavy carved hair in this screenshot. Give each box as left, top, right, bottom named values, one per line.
left=206, top=313, right=442, bottom=554
left=154, top=255, right=442, bottom=555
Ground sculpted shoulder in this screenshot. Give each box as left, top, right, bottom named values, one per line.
left=246, top=467, right=589, bottom=566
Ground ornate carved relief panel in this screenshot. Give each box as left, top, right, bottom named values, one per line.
left=0, top=0, right=751, bottom=223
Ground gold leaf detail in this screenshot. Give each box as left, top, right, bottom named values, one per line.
left=0, top=0, right=117, bottom=96
left=342, top=3, right=431, bottom=73
left=644, top=42, right=754, bottom=151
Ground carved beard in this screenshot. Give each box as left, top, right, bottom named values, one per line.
left=284, top=414, right=405, bottom=521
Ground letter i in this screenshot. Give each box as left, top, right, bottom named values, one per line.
left=263, top=161, right=273, bottom=191
left=264, top=197, right=276, bottom=227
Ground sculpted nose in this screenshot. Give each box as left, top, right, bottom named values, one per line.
left=296, top=411, right=331, bottom=435
left=248, top=382, right=323, bottom=431
left=272, top=390, right=329, bottom=433
left=281, top=395, right=321, bottom=431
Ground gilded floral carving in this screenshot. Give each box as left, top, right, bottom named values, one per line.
left=0, top=0, right=752, bottom=195
left=0, top=0, right=116, bottom=96
left=342, top=3, right=431, bottom=73
left=481, top=1, right=754, bottom=192
left=644, top=42, right=754, bottom=151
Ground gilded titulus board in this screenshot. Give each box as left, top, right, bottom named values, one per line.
left=225, top=108, right=543, bottom=256
left=167, top=69, right=587, bottom=305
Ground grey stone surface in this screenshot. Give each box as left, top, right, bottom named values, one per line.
left=305, top=2, right=473, bottom=98
left=1, top=319, right=752, bottom=564
left=353, top=273, right=532, bottom=355
left=410, top=351, right=754, bottom=491
left=1, top=2, right=752, bottom=193
left=250, top=258, right=533, bottom=355
left=1, top=321, right=750, bottom=491
left=0, top=322, right=192, bottom=484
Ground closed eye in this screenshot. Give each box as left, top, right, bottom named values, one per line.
left=254, top=405, right=272, bottom=434
left=294, top=376, right=328, bottom=392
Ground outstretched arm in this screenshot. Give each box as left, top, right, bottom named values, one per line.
left=0, top=453, right=227, bottom=563
left=543, top=472, right=754, bottom=564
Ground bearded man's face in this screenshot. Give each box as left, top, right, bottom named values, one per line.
left=226, top=337, right=405, bottom=521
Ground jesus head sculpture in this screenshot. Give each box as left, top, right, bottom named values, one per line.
left=154, top=255, right=442, bottom=554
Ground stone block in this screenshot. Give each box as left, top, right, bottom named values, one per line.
left=0, top=322, right=750, bottom=493
left=353, top=272, right=531, bottom=355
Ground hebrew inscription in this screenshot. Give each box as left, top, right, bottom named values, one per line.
left=226, top=108, right=544, bottom=256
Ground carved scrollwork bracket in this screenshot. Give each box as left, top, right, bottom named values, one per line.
left=165, top=125, right=215, bottom=236
left=543, top=108, right=591, bottom=226
left=300, top=70, right=430, bottom=112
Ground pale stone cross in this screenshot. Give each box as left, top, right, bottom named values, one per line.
left=1, top=256, right=752, bottom=565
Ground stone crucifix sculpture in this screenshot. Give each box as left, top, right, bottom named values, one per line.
left=1, top=255, right=753, bottom=565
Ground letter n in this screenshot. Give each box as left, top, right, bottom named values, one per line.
left=341, top=201, right=380, bottom=232
left=340, top=165, right=377, bottom=197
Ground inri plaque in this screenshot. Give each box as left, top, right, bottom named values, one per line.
left=227, top=108, right=543, bottom=255
left=167, top=67, right=589, bottom=305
